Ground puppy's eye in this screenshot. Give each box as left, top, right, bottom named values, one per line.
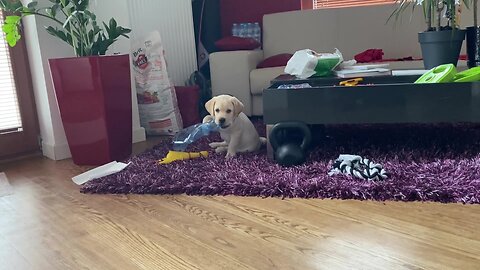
left=226, top=109, right=232, bottom=114
left=215, top=108, right=220, bottom=113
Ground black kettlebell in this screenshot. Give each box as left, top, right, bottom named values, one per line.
left=270, top=121, right=312, bottom=166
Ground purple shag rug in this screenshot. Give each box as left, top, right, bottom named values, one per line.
left=81, top=119, right=480, bottom=204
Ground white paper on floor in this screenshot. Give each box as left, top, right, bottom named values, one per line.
left=72, top=161, right=131, bottom=185
left=0, top=172, right=14, bottom=197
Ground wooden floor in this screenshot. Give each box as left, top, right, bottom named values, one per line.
left=0, top=140, right=479, bottom=270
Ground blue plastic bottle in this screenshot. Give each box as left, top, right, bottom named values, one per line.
left=239, top=23, right=247, bottom=37
left=232, top=23, right=239, bottom=37
left=172, top=121, right=219, bottom=151
left=247, top=23, right=254, bottom=39
left=253, top=22, right=261, bottom=43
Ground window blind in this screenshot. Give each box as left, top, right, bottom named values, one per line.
left=0, top=10, right=23, bottom=132
left=313, top=0, right=395, bottom=9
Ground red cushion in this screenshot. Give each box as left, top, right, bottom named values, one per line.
left=354, top=49, right=384, bottom=63
left=174, top=85, right=201, bottom=128
left=215, top=36, right=261, bottom=51
left=257, top=53, right=293, bottom=69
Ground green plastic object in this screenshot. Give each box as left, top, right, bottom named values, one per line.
left=414, top=64, right=457, bottom=84
left=453, top=67, right=480, bottom=82
left=313, top=57, right=341, bottom=77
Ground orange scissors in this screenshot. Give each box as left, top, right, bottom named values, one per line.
left=339, top=78, right=363, bottom=87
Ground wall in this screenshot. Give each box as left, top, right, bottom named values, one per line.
left=219, top=0, right=301, bottom=37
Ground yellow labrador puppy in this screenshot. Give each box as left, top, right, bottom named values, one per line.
left=203, top=95, right=266, bottom=158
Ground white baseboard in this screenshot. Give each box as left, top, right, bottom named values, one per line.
left=41, top=141, right=71, bottom=161
left=42, top=127, right=146, bottom=161
left=133, top=127, right=146, bottom=143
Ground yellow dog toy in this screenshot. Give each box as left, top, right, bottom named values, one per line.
left=339, top=78, right=363, bottom=87
left=159, top=150, right=209, bottom=164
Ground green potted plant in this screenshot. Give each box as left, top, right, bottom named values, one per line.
left=466, top=0, right=480, bottom=67
left=0, top=0, right=134, bottom=166
left=389, top=0, right=469, bottom=69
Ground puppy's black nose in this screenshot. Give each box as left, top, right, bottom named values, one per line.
left=219, top=118, right=226, bottom=124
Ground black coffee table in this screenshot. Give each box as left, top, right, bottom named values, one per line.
left=263, top=74, right=480, bottom=158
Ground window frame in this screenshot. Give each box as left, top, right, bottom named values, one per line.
left=311, top=0, right=396, bottom=9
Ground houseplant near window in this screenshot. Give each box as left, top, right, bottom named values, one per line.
left=1, top=0, right=134, bottom=165
left=390, top=0, right=469, bottom=69
left=466, top=0, right=480, bottom=67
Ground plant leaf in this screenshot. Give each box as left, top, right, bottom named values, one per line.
left=60, top=0, right=71, bottom=7
left=45, top=4, right=60, bottom=17
left=2, top=16, right=22, bottom=47
left=2, top=0, right=23, bottom=12
left=5, top=31, right=20, bottom=47
left=5, top=15, right=21, bottom=24
left=0, top=0, right=129, bottom=55
left=2, top=23, right=15, bottom=32
left=109, top=18, right=117, bottom=32
left=77, top=0, right=88, bottom=11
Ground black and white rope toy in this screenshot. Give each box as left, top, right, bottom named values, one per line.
left=328, top=154, right=388, bottom=181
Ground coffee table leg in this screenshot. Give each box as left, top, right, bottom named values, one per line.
left=266, top=124, right=274, bottom=160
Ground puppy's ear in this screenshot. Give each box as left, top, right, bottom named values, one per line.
left=231, top=96, right=244, bottom=117
left=205, top=97, right=216, bottom=116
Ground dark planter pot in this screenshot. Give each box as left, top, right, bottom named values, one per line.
left=49, top=54, right=132, bottom=166
left=466, top=26, right=480, bottom=68
left=418, top=29, right=466, bottom=69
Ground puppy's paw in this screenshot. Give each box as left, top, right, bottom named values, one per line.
left=210, top=142, right=226, bottom=149
left=259, top=137, right=267, bottom=145
left=215, top=146, right=228, bottom=153
left=202, top=115, right=214, bottom=124
left=225, top=151, right=236, bottom=159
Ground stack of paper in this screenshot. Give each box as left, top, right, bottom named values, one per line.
left=334, top=64, right=391, bottom=78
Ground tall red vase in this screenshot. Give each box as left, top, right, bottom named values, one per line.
left=49, top=54, right=132, bottom=166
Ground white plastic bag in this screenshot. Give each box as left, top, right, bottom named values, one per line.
left=284, top=49, right=343, bottom=79
left=132, top=31, right=183, bottom=135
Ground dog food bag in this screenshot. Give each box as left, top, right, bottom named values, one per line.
left=132, top=31, right=183, bottom=135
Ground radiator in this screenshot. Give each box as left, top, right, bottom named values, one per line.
left=127, top=0, right=198, bottom=86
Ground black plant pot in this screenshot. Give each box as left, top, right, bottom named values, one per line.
left=418, top=29, right=466, bottom=69
left=466, top=26, right=480, bottom=68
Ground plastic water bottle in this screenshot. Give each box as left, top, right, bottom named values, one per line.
left=232, top=23, right=239, bottom=37
left=253, top=22, right=261, bottom=43
left=247, top=23, right=254, bottom=39
left=239, top=23, right=247, bottom=37
left=172, top=121, right=219, bottom=151
left=238, top=23, right=245, bottom=37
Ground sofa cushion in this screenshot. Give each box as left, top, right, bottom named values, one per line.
left=215, top=36, right=261, bottom=51
left=250, top=66, right=286, bottom=95
left=257, top=53, right=293, bottom=69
